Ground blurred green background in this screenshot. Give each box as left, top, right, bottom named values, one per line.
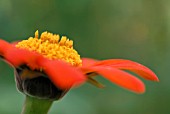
left=0, top=0, right=169, bottom=114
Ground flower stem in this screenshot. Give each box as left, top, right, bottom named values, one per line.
left=21, top=95, right=53, bottom=114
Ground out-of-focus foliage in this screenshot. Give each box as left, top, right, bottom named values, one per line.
left=0, top=0, right=169, bottom=114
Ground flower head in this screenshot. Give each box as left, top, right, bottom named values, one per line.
left=16, top=30, right=82, bottom=67
left=0, top=31, right=159, bottom=99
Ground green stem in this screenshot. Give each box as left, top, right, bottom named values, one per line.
left=21, top=95, right=53, bottom=114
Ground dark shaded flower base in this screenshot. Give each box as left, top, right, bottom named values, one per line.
left=14, top=67, right=68, bottom=100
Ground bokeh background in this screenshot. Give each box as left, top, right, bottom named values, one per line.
left=0, top=0, right=169, bottom=114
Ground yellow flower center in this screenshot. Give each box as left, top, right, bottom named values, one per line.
left=16, top=31, right=82, bottom=67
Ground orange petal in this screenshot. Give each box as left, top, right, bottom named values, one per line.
left=82, top=58, right=98, bottom=67
left=4, top=46, right=43, bottom=70
left=39, top=59, right=86, bottom=90
left=4, top=48, right=27, bottom=66
left=87, top=66, right=145, bottom=93
left=0, top=39, right=42, bottom=69
left=0, top=39, right=12, bottom=55
left=95, top=59, right=159, bottom=81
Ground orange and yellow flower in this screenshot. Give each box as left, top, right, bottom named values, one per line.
left=0, top=31, right=158, bottom=98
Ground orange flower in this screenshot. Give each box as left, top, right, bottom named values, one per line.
left=0, top=31, right=158, bottom=99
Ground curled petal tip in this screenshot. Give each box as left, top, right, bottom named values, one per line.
left=132, top=83, right=145, bottom=94
left=151, top=75, right=159, bottom=82
left=149, top=71, right=159, bottom=82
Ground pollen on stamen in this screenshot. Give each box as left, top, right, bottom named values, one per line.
left=16, top=30, right=82, bottom=67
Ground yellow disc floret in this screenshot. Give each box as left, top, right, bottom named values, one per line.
left=16, top=30, right=82, bottom=67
